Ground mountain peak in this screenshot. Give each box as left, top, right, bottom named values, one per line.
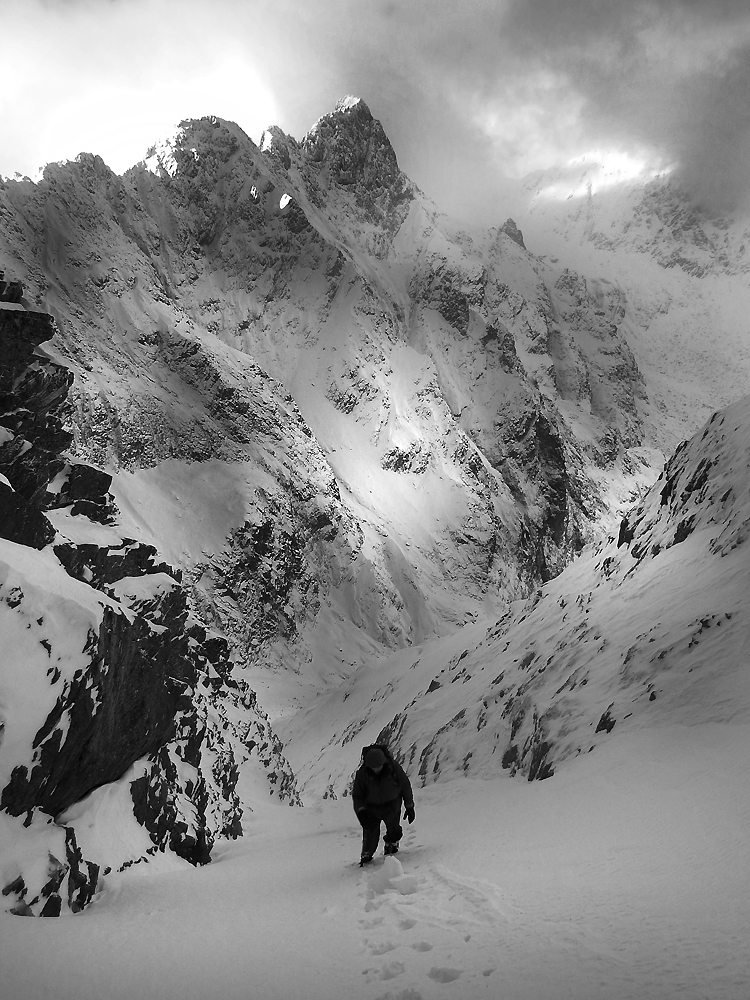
left=300, top=95, right=410, bottom=219
left=139, top=116, right=254, bottom=179
left=334, top=95, right=369, bottom=116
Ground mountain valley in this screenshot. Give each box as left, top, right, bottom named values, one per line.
left=0, top=96, right=749, bottom=927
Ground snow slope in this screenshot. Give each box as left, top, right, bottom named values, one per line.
left=3, top=387, right=746, bottom=996
left=1, top=723, right=747, bottom=1000
left=507, top=164, right=750, bottom=455
left=280, top=394, right=750, bottom=797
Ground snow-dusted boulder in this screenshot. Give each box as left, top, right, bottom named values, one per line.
left=0, top=811, right=99, bottom=916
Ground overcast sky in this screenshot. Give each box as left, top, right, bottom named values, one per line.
left=3, top=0, right=750, bottom=220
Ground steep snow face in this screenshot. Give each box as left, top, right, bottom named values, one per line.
left=281, top=393, right=750, bottom=797
left=0, top=107, right=655, bottom=709
left=507, top=167, right=750, bottom=455
left=1, top=101, right=747, bottom=723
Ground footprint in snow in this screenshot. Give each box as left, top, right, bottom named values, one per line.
left=410, top=941, right=433, bottom=952
left=368, top=940, right=399, bottom=955
left=374, top=989, right=423, bottom=1000
left=399, top=918, right=417, bottom=930
left=379, top=960, right=406, bottom=981
left=422, top=865, right=512, bottom=927
left=427, top=966, right=463, bottom=983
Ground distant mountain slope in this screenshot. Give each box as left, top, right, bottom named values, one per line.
left=282, top=393, right=750, bottom=796
left=508, top=164, right=750, bottom=455
left=0, top=100, right=676, bottom=702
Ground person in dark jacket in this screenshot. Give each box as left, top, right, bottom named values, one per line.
left=352, top=746, right=415, bottom=865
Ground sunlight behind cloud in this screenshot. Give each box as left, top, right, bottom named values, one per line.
left=535, top=149, right=673, bottom=201
left=3, top=53, right=277, bottom=178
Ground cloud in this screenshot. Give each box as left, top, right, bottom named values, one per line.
left=0, top=0, right=277, bottom=176
left=493, top=0, right=750, bottom=213
left=238, top=0, right=750, bottom=216
left=3, top=0, right=750, bottom=218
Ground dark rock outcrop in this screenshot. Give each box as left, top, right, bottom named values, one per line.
left=0, top=482, right=56, bottom=548
left=2, top=825, right=99, bottom=917
left=0, top=270, right=24, bottom=303
left=1, top=585, right=197, bottom=818
left=0, top=297, right=300, bottom=913
left=300, top=97, right=413, bottom=231
left=500, top=218, right=526, bottom=251
left=0, top=310, right=71, bottom=547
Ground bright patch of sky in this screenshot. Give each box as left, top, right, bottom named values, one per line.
left=536, top=150, right=673, bottom=201
left=0, top=4, right=277, bottom=178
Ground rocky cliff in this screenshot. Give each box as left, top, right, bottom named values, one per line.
left=0, top=307, right=298, bottom=915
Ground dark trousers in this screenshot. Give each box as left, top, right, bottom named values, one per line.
left=357, top=798, right=403, bottom=856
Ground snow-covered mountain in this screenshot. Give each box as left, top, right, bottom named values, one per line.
left=506, top=158, right=750, bottom=455
left=1, top=97, right=749, bottom=919
left=281, top=394, right=750, bottom=796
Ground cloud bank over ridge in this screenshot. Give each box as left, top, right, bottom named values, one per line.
left=3, top=0, right=750, bottom=220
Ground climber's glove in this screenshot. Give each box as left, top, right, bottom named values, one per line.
left=404, top=804, right=415, bottom=824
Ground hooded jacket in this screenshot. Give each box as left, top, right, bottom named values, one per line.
left=352, top=756, right=414, bottom=813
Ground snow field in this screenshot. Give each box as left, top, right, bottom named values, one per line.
left=2, top=105, right=750, bottom=1000
left=1, top=721, right=747, bottom=1000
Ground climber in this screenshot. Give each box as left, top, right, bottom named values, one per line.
left=352, top=744, right=415, bottom=865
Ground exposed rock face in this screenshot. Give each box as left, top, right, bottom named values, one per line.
left=2, top=583, right=195, bottom=819
left=618, top=400, right=750, bottom=560
left=299, top=97, right=414, bottom=237
left=500, top=218, right=526, bottom=251
left=1, top=820, right=99, bottom=917
left=0, top=270, right=24, bottom=303
left=0, top=307, right=300, bottom=912
left=0, top=309, right=72, bottom=548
